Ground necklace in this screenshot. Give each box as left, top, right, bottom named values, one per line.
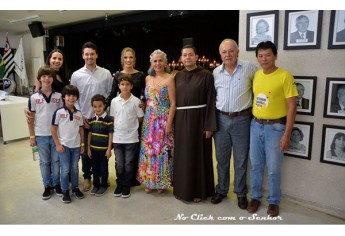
left=152, top=76, right=165, bottom=88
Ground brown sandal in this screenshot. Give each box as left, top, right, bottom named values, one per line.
left=193, top=198, right=201, bottom=203
left=145, top=188, right=153, bottom=193
left=157, top=189, right=165, bottom=194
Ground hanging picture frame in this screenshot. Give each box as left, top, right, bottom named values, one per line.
left=295, top=76, right=317, bottom=116
left=284, top=10, right=323, bottom=50
left=323, top=77, right=345, bottom=119
left=328, top=10, right=345, bottom=49
left=246, top=10, right=279, bottom=51
left=320, top=125, right=345, bottom=167
left=285, top=121, right=314, bottom=160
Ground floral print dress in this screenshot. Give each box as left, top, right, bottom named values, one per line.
left=137, top=84, right=173, bottom=189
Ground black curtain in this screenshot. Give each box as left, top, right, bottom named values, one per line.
left=49, top=10, right=239, bottom=77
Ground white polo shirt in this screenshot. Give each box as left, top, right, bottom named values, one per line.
left=110, top=94, right=144, bottom=143
left=70, top=65, right=113, bottom=119
left=28, top=90, right=63, bottom=136
left=51, top=105, right=84, bottom=148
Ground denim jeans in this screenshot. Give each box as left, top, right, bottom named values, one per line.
left=214, top=113, right=250, bottom=197
left=113, top=143, right=139, bottom=188
left=81, top=128, right=92, bottom=180
left=59, top=146, right=81, bottom=191
left=249, top=119, right=285, bottom=205
left=91, top=150, right=109, bottom=188
left=36, top=136, right=60, bottom=188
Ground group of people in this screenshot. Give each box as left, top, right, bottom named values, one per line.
left=27, top=38, right=298, bottom=217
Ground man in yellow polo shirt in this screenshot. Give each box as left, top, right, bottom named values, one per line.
left=247, top=41, right=298, bottom=217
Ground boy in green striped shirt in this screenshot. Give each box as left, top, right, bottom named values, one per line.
left=87, top=94, right=114, bottom=196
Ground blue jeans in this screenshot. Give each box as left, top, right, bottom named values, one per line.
left=59, top=146, right=81, bottom=192
left=113, top=143, right=138, bottom=188
left=36, top=136, right=60, bottom=188
left=214, top=113, right=250, bottom=197
left=82, top=128, right=92, bottom=180
left=249, top=119, right=285, bottom=205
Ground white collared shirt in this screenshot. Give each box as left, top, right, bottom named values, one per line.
left=29, top=90, right=63, bottom=136
left=213, top=60, right=257, bottom=112
left=51, top=106, right=84, bottom=148
left=71, top=65, right=113, bottom=119
left=110, top=94, right=144, bottom=143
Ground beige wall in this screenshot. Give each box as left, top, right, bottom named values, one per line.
left=239, top=10, right=345, bottom=218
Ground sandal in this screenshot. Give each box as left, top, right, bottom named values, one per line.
left=145, top=188, right=153, bottom=193
left=193, top=198, right=201, bottom=203
left=157, top=189, right=165, bottom=194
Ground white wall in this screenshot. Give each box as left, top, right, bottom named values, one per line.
left=0, top=32, right=45, bottom=88
left=239, top=10, right=345, bottom=218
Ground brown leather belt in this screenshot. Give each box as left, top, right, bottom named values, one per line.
left=218, top=107, right=252, bottom=117
left=253, top=117, right=286, bottom=124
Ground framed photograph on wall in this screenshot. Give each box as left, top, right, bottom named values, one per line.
left=246, top=10, right=279, bottom=51
left=295, top=76, right=317, bottom=116
left=284, top=10, right=323, bottom=50
left=323, top=77, right=345, bottom=119
left=285, top=121, right=313, bottom=160
left=320, top=125, right=345, bottom=167
left=328, top=10, right=345, bottom=49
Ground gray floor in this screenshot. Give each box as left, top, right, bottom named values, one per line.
left=0, top=138, right=344, bottom=231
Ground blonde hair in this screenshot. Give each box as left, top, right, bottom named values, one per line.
left=121, top=47, right=136, bottom=68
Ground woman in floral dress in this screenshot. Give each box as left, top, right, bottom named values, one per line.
left=137, top=49, right=176, bottom=193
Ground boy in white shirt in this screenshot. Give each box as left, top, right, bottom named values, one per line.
left=51, top=85, right=85, bottom=203
left=110, top=74, right=144, bottom=198
left=28, top=65, right=63, bottom=200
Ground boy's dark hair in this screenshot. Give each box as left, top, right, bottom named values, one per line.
left=118, top=73, right=133, bottom=85
left=62, top=85, right=79, bottom=100
left=182, top=44, right=197, bottom=54
left=36, top=65, right=57, bottom=82
left=82, top=41, right=98, bottom=54
left=255, top=41, right=277, bottom=57
left=91, top=94, right=106, bottom=106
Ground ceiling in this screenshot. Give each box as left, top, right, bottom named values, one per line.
left=0, top=10, right=136, bottom=35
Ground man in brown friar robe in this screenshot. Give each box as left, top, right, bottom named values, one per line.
left=173, top=45, right=217, bottom=203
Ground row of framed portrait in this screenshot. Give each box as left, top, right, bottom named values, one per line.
left=246, top=10, right=345, bottom=50
left=286, top=123, right=345, bottom=168
left=286, top=77, right=344, bottom=167
left=295, top=76, right=345, bottom=120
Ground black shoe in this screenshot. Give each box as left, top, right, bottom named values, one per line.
left=121, top=186, right=131, bottom=198
left=113, top=185, right=122, bottom=197
left=72, top=188, right=85, bottom=199
left=42, top=186, right=51, bottom=200
left=237, top=196, right=248, bottom=209
left=95, top=187, right=107, bottom=197
left=62, top=191, right=71, bottom=203
left=54, top=184, right=63, bottom=197
left=211, top=193, right=226, bottom=204
left=90, top=187, right=99, bottom=195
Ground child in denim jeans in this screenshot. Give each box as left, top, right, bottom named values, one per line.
left=28, top=65, right=63, bottom=200
left=51, top=85, right=85, bottom=203
left=110, top=74, right=144, bottom=198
